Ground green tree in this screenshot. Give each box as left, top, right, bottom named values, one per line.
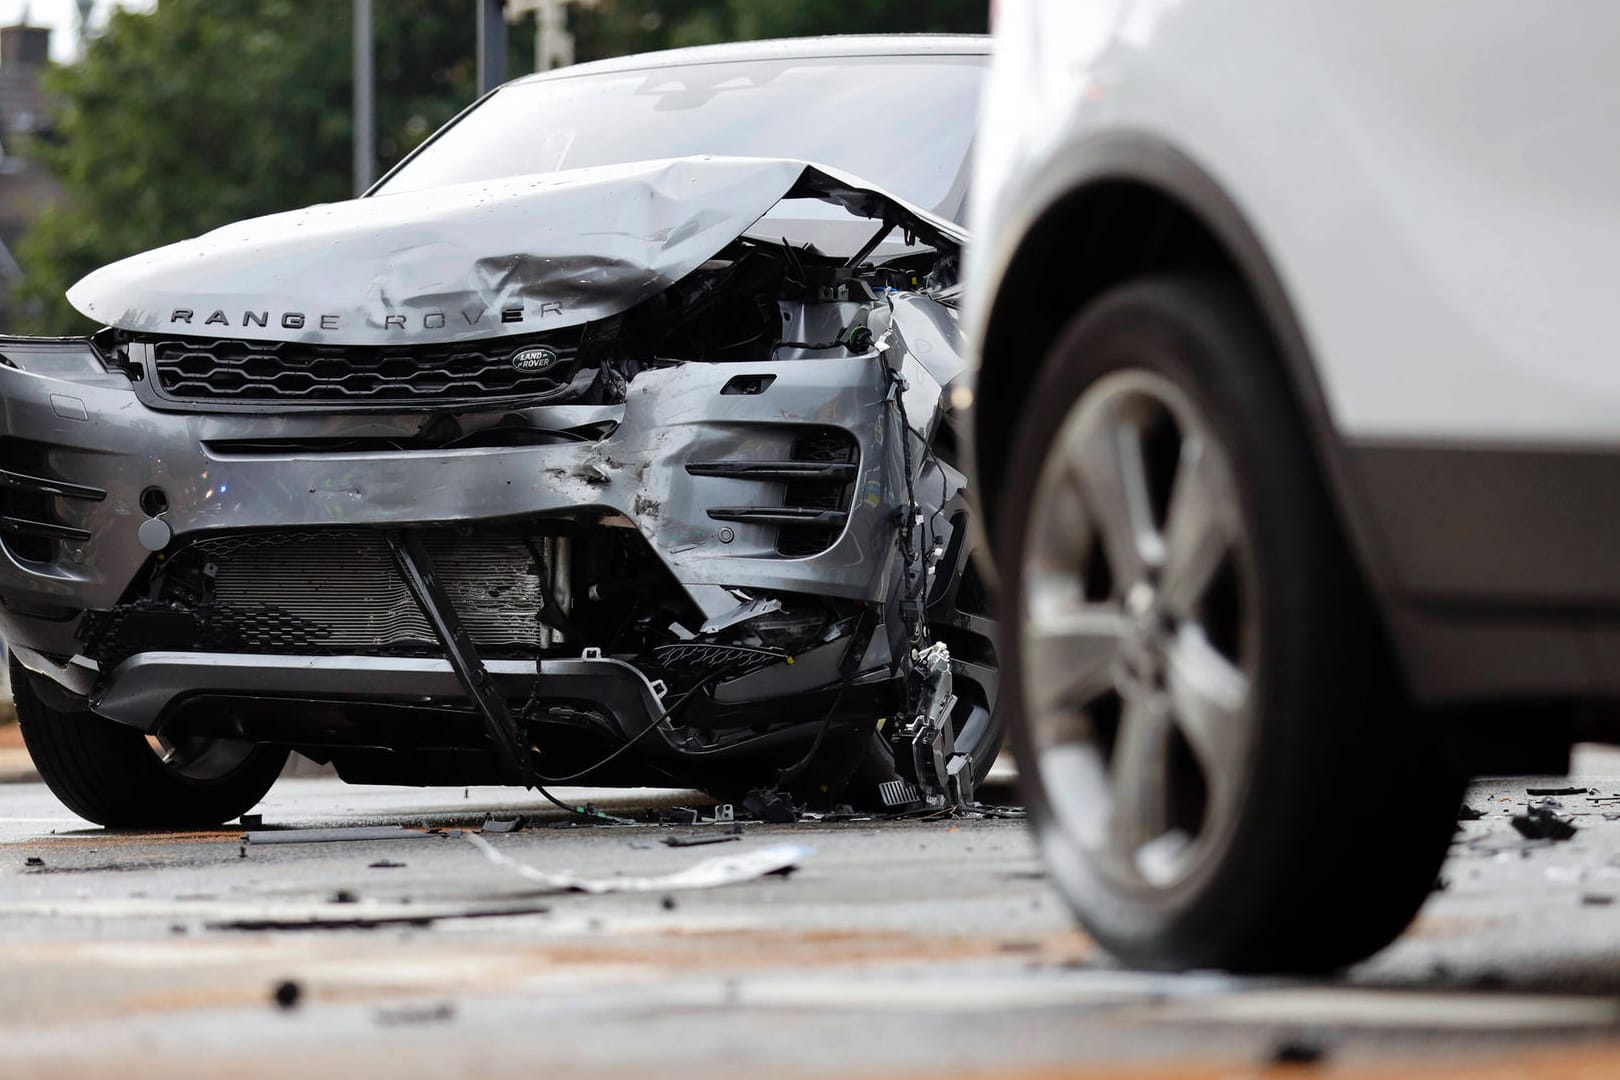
left=14, top=0, right=985, bottom=334
left=12, top=0, right=527, bottom=334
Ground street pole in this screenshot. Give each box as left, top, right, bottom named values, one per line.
left=353, top=0, right=375, bottom=196
left=477, top=0, right=508, bottom=95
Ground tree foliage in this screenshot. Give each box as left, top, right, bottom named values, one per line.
left=13, top=0, right=985, bottom=334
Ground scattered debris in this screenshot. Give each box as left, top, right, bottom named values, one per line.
left=1457, top=805, right=1485, bottom=821
left=547, top=803, right=637, bottom=828
left=272, top=980, right=302, bottom=1010
left=368, top=860, right=407, bottom=870
left=481, top=816, right=525, bottom=834
left=1527, top=786, right=1589, bottom=797
left=1583, top=894, right=1615, bottom=907
left=244, top=826, right=451, bottom=846
left=661, top=895, right=678, bottom=911
left=375, top=1002, right=455, bottom=1027
left=659, top=807, right=702, bottom=826
left=239, top=813, right=264, bottom=829
left=743, top=789, right=799, bottom=824
left=329, top=890, right=358, bottom=904
left=662, top=833, right=741, bottom=848
left=463, top=832, right=810, bottom=894
left=23, top=856, right=42, bottom=867
left=1511, top=805, right=1578, bottom=842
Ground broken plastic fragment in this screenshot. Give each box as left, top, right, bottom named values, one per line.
left=463, top=832, right=808, bottom=894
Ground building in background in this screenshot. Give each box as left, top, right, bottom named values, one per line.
left=0, top=21, right=63, bottom=328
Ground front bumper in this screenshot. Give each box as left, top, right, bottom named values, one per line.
left=0, top=348, right=917, bottom=669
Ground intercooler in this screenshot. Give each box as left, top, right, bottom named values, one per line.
left=81, top=530, right=569, bottom=661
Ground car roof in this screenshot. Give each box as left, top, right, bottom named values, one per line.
left=506, top=34, right=990, bottom=87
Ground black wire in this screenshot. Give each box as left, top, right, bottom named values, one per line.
left=773, top=679, right=852, bottom=787
left=885, top=359, right=928, bottom=646
left=529, top=667, right=731, bottom=787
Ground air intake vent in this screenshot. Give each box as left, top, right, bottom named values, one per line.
left=691, top=426, right=859, bottom=559
left=776, top=428, right=859, bottom=557
left=144, top=331, right=582, bottom=406
left=0, top=437, right=103, bottom=565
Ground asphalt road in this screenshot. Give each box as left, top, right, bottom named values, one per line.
left=5, top=756, right=1620, bottom=1078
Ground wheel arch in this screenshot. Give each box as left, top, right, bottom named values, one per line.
left=969, top=132, right=1394, bottom=598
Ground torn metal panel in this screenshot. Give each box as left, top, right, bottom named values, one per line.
left=67, top=157, right=961, bottom=348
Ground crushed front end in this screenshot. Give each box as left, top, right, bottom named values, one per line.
left=0, top=158, right=997, bottom=810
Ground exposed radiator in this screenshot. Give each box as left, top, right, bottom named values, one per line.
left=81, top=529, right=573, bottom=662
left=200, top=531, right=547, bottom=653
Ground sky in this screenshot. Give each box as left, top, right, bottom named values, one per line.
left=0, top=0, right=156, bottom=64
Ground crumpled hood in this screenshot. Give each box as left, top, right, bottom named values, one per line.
left=67, top=156, right=963, bottom=347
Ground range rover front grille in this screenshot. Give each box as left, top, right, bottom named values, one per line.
left=144, top=331, right=583, bottom=405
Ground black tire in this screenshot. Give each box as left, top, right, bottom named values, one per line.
left=995, top=274, right=1463, bottom=973
left=11, top=657, right=287, bottom=828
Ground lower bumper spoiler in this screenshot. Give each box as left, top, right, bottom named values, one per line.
left=91, top=650, right=668, bottom=736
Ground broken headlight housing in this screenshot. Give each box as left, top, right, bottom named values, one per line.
left=0, top=340, right=131, bottom=390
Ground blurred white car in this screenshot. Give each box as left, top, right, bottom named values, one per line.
left=965, top=1, right=1620, bottom=971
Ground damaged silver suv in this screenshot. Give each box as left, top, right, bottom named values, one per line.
left=0, top=36, right=998, bottom=826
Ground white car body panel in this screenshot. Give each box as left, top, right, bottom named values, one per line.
left=969, top=0, right=1620, bottom=444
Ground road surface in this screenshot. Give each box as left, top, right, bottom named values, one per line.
left=3, top=756, right=1620, bottom=1078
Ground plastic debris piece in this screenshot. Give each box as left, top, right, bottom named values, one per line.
left=245, top=826, right=447, bottom=846
left=1270, top=1037, right=1326, bottom=1066
left=743, top=788, right=799, bottom=823
left=1511, top=806, right=1577, bottom=841
left=463, top=832, right=810, bottom=894
left=1527, top=786, right=1589, bottom=797
left=481, top=816, right=525, bottom=834
left=272, top=980, right=302, bottom=1010
left=662, top=834, right=742, bottom=848
left=376, top=1002, right=455, bottom=1027
left=210, top=902, right=549, bottom=932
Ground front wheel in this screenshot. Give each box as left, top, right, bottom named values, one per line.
left=996, top=275, right=1462, bottom=973
left=12, top=657, right=287, bottom=828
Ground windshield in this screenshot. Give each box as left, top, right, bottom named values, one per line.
left=375, top=53, right=984, bottom=219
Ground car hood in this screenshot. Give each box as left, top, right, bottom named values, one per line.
left=67, top=156, right=964, bottom=347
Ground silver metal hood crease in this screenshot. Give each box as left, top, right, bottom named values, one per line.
left=67, top=156, right=964, bottom=346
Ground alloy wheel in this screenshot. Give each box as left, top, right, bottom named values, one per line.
left=1018, top=369, right=1258, bottom=893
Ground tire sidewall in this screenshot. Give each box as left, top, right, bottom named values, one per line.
left=995, top=275, right=1393, bottom=969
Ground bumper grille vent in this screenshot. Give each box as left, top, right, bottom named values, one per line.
left=0, top=437, right=102, bottom=565
left=145, top=332, right=582, bottom=406
left=81, top=530, right=544, bottom=662
left=689, top=426, right=859, bottom=559
left=777, top=428, right=859, bottom=557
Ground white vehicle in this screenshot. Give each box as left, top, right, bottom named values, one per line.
left=964, top=2, right=1619, bottom=971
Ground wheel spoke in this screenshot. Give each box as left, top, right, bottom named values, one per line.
left=1022, top=596, right=1126, bottom=718
left=1164, top=625, right=1250, bottom=790
left=1067, top=415, right=1162, bottom=586
left=1160, top=435, right=1235, bottom=617
left=1108, top=695, right=1174, bottom=857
